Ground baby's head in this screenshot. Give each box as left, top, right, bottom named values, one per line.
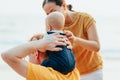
left=45, top=12, right=65, bottom=31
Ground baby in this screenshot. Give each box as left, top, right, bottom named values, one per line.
left=30, top=12, right=76, bottom=74
left=43, top=12, right=76, bottom=74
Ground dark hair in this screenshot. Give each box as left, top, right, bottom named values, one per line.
left=42, top=0, right=74, bottom=11
left=67, top=4, right=73, bottom=11
left=42, top=0, right=64, bottom=8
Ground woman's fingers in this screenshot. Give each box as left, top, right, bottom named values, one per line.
left=64, top=30, right=76, bottom=42
left=64, top=30, right=72, bottom=36
left=53, top=32, right=73, bottom=49
left=42, top=32, right=74, bottom=51
left=66, top=41, right=72, bottom=49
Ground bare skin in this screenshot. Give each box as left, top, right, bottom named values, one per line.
left=64, top=23, right=100, bottom=51
left=43, top=2, right=100, bottom=52
left=29, top=34, right=48, bottom=64
left=46, top=12, right=65, bottom=31
left=1, top=33, right=67, bottom=77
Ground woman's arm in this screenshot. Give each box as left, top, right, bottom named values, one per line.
left=65, top=23, right=100, bottom=51
left=1, top=33, right=66, bottom=78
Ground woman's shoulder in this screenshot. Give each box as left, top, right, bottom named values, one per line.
left=76, top=11, right=94, bottom=18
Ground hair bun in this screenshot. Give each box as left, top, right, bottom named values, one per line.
left=67, top=4, right=72, bottom=11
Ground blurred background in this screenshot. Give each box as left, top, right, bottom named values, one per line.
left=0, top=0, right=120, bottom=80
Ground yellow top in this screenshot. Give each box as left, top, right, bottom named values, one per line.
left=26, top=62, right=80, bottom=80
left=64, top=12, right=103, bottom=74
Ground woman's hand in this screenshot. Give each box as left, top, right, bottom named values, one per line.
left=41, top=33, right=67, bottom=51
left=64, top=37, right=72, bottom=50
left=64, top=30, right=76, bottom=42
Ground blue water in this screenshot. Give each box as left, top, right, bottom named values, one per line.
left=0, top=15, right=120, bottom=58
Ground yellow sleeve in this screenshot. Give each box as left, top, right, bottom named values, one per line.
left=83, top=13, right=96, bottom=33
left=26, top=63, right=80, bottom=80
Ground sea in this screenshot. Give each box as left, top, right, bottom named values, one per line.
left=0, top=15, right=120, bottom=80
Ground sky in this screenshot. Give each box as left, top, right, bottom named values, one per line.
left=0, top=0, right=120, bottom=17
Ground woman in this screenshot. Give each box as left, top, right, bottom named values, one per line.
left=42, top=0, right=103, bottom=80
left=1, top=33, right=80, bottom=80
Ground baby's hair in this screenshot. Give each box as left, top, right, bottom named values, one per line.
left=46, top=12, right=65, bottom=30
left=67, top=4, right=74, bottom=11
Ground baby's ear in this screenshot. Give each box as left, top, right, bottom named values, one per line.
left=47, top=25, right=52, bottom=32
